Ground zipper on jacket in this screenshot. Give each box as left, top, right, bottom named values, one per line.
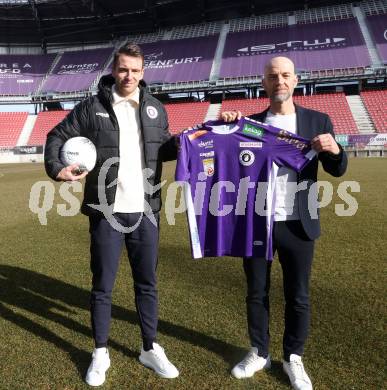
left=139, top=99, right=148, bottom=168
left=104, top=101, right=120, bottom=207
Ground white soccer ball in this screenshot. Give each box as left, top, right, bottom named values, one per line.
left=60, top=136, right=97, bottom=172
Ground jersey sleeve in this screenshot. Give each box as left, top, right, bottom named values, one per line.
left=270, top=128, right=316, bottom=172
left=175, top=132, right=191, bottom=181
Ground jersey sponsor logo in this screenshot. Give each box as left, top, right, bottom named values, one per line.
left=199, top=151, right=215, bottom=157
left=198, top=139, right=214, bottom=149
left=202, top=158, right=214, bottom=176
left=188, top=130, right=208, bottom=140
left=242, top=123, right=265, bottom=138
left=239, top=141, right=262, bottom=148
left=253, top=240, right=264, bottom=246
left=239, top=150, right=255, bottom=166
left=96, top=112, right=109, bottom=118
left=146, top=105, right=158, bottom=119
left=277, top=129, right=308, bottom=150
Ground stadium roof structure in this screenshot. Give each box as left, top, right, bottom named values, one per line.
left=0, top=0, right=355, bottom=47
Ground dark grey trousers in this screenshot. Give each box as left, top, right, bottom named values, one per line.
left=243, top=220, right=314, bottom=361
left=89, top=212, right=159, bottom=350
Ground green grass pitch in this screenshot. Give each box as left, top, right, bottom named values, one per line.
left=0, top=159, right=385, bottom=389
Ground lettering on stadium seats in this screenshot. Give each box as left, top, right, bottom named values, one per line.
left=0, top=69, right=21, bottom=74
left=58, top=63, right=99, bottom=75
left=144, top=57, right=203, bottom=69
left=237, top=37, right=347, bottom=56
left=0, top=62, right=32, bottom=74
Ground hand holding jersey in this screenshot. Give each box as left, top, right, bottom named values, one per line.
left=176, top=116, right=316, bottom=260
left=221, top=112, right=341, bottom=156
left=311, top=133, right=340, bottom=154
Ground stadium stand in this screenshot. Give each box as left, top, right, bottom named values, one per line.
left=27, top=110, right=70, bottom=146
left=124, top=31, right=165, bottom=45
left=0, top=54, right=56, bottom=96
left=220, top=98, right=270, bottom=117
left=220, top=18, right=371, bottom=79
left=169, top=21, right=223, bottom=39
left=366, top=13, right=387, bottom=64
left=294, top=3, right=354, bottom=23
left=164, top=101, right=210, bottom=134
left=0, top=0, right=385, bottom=157
left=361, top=0, right=387, bottom=15
left=1, top=3, right=384, bottom=97
left=360, top=90, right=387, bottom=133
left=219, top=93, right=359, bottom=135
left=228, top=12, right=288, bottom=32
left=0, top=112, right=28, bottom=147
left=142, top=35, right=219, bottom=84
left=293, top=93, right=359, bottom=134
left=40, top=48, right=113, bottom=93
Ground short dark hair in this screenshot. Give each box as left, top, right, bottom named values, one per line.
left=112, top=43, right=144, bottom=69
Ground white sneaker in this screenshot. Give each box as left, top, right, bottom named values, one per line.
left=231, top=347, right=271, bottom=379
left=283, top=354, right=313, bottom=390
left=139, top=343, right=179, bottom=378
left=85, top=347, right=111, bottom=387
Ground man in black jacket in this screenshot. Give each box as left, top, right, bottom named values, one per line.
left=222, top=56, right=347, bottom=390
left=45, top=43, right=179, bottom=386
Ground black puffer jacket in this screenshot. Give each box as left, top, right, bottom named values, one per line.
left=44, top=75, right=177, bottom=216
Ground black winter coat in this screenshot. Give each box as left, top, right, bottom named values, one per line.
left=44, top=75, right=177, bottom=216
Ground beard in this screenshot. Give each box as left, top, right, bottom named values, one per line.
left=271, top=91, right=292, bottom=103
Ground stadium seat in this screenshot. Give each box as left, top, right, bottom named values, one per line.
left=360, top=90, right=387, bottom=133
left=28, top=110, right=70, bottom=145
left=164, top=102, right=210, bottom=134
left=219, top=93, right=359, bottom=135
left=220, top=18, right=371, bottom=79
left=0, top=112, right=28, bottom=147
left=40, top=48, right=113, bottom=93
left=220, top=98, right=270, bottom=117
left=293, top=94, right=359, bottom=134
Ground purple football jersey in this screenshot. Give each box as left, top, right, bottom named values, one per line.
left=175, top=116, right=316, bottom=260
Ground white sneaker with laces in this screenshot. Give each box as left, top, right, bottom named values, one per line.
left=85, top=347, right=111, bottom=387
left=231, top=347, right=271, bottom=379
left=283, top=354, right=313, bottom=390
left=139, top=342, right=179, bottom=378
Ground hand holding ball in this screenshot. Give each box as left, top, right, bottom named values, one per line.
left=60, top=136, right=97, bottom=173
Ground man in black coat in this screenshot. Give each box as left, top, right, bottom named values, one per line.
left=222, top=56, right=347, bottom=390
left=45, top=43, right=179, bottom=386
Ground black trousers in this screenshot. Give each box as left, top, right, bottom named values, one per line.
left=89, top=212, right=159, bottom=350
left=243, top=220, right=314, bottom=361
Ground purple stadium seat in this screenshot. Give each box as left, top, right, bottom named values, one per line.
left=220, top=18, right=371, bottom=78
